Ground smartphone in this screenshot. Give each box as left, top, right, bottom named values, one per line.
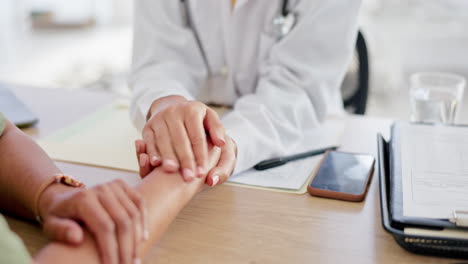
left=307, top=151, right=375, bottom=202
left=0, top=85, right=38, bottom=128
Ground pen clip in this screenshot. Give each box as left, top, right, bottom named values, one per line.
left=450, top=210, right=468, bottom=227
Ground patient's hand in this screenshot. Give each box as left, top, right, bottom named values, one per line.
left=39, top=179, right=147, bottom=264
left=135, top=137, right=237, bottom=186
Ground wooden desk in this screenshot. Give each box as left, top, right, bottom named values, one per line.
left=5, top=85, right=458, bottom=263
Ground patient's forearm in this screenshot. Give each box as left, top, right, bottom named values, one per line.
left=137, top=164, right=210, bottom=255
left=0, top=120, right=64, bottom=219
left=35, top=147, right=221, bottom=263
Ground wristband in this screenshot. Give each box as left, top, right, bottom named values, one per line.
left=34, top=173, right=85, bottom=223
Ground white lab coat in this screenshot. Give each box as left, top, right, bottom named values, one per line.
left=129, top=0, right=361, bottom=174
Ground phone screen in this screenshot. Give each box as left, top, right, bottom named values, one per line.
left=310, top=151, right=375, bottom=195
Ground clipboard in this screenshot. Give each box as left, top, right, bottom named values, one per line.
left=388, top=123, right=455, bottom=229
left=378, top=132, right=468, bottom=259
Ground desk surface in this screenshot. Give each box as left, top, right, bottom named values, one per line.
left=5, top=85, right=458, bottom=264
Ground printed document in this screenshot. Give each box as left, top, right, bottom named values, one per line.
left=401, top=123, right=468, bottom=219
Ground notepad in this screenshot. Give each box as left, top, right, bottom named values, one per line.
left=228, top=122, right=344, bottom=193
left=39, top=102, right=343, bottom=193
left=39, top=103, right=140, bottom=172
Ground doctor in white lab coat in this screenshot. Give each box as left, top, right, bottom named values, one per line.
left=130, top=0, right=362, bottom=186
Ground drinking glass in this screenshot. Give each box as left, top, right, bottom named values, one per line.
left=409, top=72, right=466, bottom=124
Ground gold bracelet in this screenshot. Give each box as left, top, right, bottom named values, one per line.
left=33, top=173, right=85, bottom=223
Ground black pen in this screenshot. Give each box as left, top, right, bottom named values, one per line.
left=253, top=146, right=338, bottom=171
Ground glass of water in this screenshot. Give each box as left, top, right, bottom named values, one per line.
left=410, top=72, right=466, bottom=124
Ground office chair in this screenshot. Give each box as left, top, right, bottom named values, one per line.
left=341, top=31, right=369, bottom=115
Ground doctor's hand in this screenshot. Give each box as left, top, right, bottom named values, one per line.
left=135, top=139, right=154, bottom=178
left=141, top=95, right=226, bottom=182
left=205, top=135, right=237, bottom=186
left=136, top=136, right=237, bottom=186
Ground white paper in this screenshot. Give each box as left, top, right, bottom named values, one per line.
left=228, top=121, right=344, bottom=190
left=228, top=155, right=323, bottom=190
left=401, top=123, right=468, bottom=219
left=39, top=103, right=140, bottom=172
left=405, top=227, right=468, bottom=240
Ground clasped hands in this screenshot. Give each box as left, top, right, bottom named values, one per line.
left=135, top=95, right=237, bottom=186
left=36, top=96, right=236, bottom=264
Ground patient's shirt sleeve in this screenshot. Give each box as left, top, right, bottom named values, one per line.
left=0, top=214, right=31, bottom=264
left=0, top=112, right=5, bottom=137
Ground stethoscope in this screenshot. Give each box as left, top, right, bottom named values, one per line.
left=272, top=0, right=297, bottom=40
left=180, top=0, right=297, bottom=75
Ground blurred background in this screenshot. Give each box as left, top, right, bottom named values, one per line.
left=1, top=0, right=468, bottom=121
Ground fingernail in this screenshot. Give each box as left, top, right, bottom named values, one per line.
left=164, top=159, right=178, bottom=170
left=144, top=230, right=149, bottom=241
left=197, top=166, right=206, bottom=177
left=183, top=168, right=195, bottom=181
left=219, top=134, right=226, bottom=144
left=151, top=156, right=159, bottom=165
left=133, top=258, right=141, bottom=264
left=211, top=175, right=220, bottom=186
